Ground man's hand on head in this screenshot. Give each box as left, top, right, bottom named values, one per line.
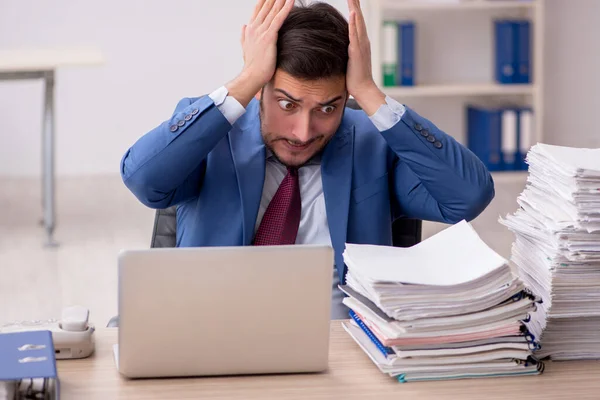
left=346, top=0, right=386, bottom=116
left=225, top=0, right=295, bottom=108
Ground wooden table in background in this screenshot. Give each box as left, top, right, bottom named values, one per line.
left=57, top=322, right=600, bottom=399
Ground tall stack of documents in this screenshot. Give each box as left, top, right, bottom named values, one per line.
left=500, top=143, right=600, bottom=360
left=341, top=220, right=544, bottom=383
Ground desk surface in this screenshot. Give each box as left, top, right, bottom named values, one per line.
left=57, top=322, right=600, bottom=400
left=0, top=48, right=104, bottom=72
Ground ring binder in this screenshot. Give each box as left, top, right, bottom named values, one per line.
left=0, top=331, right=59, bottom=399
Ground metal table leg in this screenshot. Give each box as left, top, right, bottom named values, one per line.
left=43, top=70, right=58, bottom=247
left=0, top=70, right=58, bottom=247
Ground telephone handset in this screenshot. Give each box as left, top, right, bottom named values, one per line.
left=0, top=305, right=95, bottom=359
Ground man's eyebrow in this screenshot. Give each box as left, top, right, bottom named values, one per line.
left=274, top=88, right=301, bottom=102
left=274, top=89, right=343, bottom=106
left=318, top=96, right=343, bottom=106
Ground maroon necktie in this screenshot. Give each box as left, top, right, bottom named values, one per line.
left=253, top=167, right=301, bottom=245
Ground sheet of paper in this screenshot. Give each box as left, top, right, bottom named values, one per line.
left=343, top=220, right=508, bottom=286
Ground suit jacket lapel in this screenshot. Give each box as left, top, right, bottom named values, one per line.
left=229, top=100, right=266, bottom=245
left=321, top=116, right=354, bottom=285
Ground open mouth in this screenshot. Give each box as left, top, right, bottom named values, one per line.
left=281, top=139, right=314, bottom=151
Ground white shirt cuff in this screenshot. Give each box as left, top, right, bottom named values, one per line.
left=368, top=96, right=407, bottom=132
left=208, top=86, right=246, bottom=125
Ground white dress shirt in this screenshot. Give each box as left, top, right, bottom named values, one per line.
left=208, top=86, right=406, bottom=319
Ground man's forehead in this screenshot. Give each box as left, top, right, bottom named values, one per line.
left=271, top=71, right=346, bottom=101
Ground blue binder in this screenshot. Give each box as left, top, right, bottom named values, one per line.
left=0, top=330, right=59, bottom=399
left=514, top=20, right=531, bottom=84
left=494, top=20, right=516, bottom=84
left=467, top=105, right=503, bottom=171
left=398, top=22, right=415, bottom=86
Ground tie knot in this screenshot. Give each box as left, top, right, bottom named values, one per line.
left=287, top=167, right=298, bottom=177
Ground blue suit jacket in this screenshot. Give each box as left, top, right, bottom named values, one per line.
left=121, top=95, right=495, bottom=284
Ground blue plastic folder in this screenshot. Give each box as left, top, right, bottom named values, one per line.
left=0, top=330, right=59, bottom=399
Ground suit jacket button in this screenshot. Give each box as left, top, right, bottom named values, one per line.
left=420, top=129, right=429, bottom=137
left=170, top=124, right=178, bottom=132
left=426, top=135, right=436, bottom=143
left=177, top=120, right=185, bottom=127
left=414, top=123, right=423, bottom=131
left=184, top=114, right=192, bottom=121
left=434, top=141, right=443, bottom=149
left=191, top=108, right=199, bottom=115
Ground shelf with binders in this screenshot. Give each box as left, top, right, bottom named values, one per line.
left=374, top=12, right=535, bottom=96
left=362, top=0, right=543, bottom=181
left=377, top=0, right=537, bottom=12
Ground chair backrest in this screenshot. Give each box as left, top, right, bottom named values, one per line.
left=150, top=207, right=421, bottom=248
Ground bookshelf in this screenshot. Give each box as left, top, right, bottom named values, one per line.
left=363, top=0, right=545, bottom=181
left=384, top=82, right=536, bottom=97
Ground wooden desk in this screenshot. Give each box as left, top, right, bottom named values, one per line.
left=56, top=322, right=600, bottom=399
left=0, top=48, right=103, bottom=247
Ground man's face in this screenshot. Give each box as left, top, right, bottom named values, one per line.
left=259, top=69, right=348, bottom=168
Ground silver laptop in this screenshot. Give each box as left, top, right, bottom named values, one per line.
left=115, top=244, right=334, bottom=378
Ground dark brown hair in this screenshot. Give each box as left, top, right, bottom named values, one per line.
left=276, top=2, right=349, bottom=80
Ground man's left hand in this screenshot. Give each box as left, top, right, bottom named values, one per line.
left=346, top=0, right=386, bottom=116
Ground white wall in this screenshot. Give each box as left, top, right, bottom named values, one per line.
left=543, top=0, right=600, bottom=148
left=0, top=0, right=598, bottom=177
left=0, top=0, right=254, bottom=176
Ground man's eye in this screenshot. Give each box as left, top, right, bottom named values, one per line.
left=278, top=100, right=295, bottom=110
left=321, top=105, right=336, bottom=114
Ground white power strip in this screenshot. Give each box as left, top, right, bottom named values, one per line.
left=0, top=306, right=95, bottom=360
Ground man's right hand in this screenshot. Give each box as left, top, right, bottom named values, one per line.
left=225, top=0, right=294, bottom=108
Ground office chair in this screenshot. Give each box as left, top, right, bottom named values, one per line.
left=106, top=100, right=422, bottom=328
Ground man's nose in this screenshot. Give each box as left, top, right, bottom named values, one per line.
left=292, top=113, right=312, bottom=143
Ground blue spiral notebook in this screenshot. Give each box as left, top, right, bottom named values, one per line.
left=0, top=330, right=59, bottom=399
left=349, top=309, right=396, bottom=359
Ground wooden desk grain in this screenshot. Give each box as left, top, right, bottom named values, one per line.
left=56, top=322, right=600, bottom=399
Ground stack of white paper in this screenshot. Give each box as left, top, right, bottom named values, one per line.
left=341, top=220, right=544, bottom=383
left=500, top=143, right=600, bottom=360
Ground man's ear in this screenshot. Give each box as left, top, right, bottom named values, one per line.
left=255, top=85, right=266, bottom=101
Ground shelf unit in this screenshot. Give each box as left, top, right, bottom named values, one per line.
left=364, top=0, right=544, bottom=180
left=384, top=82, right=537, bottom=98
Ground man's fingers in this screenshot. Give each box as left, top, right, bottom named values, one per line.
left=254, top=0, right=277, bottom=25
left=353, top=0, right=368, bottom=39
left=250, top=0, right=267, bottom=22
left=348, top=11, right=359, bottom=46
left=263, top=0, right=286, bottom=29
left=269, top=0, right=294, bottom=32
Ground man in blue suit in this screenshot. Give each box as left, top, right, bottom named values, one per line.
left=120, top=0, right=495, bottom=319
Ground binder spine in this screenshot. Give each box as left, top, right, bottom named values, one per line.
left=398, top=22, right=415, bottom=86
left=381, top=21, right=398, bottom=86
left=515, top=20, right=531, bottom=84
left=494, top=20, right=516, bottom=84
left=501, top=108, right=518, bottom=171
